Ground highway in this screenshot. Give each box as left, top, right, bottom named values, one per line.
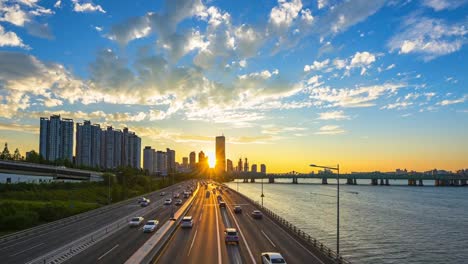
left=0, top=181, right=193, bottom=264
left=155, top=182, right=335, bottom=264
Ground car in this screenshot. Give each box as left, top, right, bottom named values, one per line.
left=224, top=228, right=239, bottom=244
left=160, top=192, right=166, bottom=196
left=137, top=197, right=147, bottom=203
left=129, top=216, right=144, bottom=227
left=180, top=216, right=193, bottom=228
left=140, top=199, right=150, bottom=207
left=233, top=205, right=242, bottom=214
left=164, top=198, right=172, bottom=205
left=175, top=199, right=183, bottom=206
left=219, top=201, right=226, bottom=208
left=261, top=252, right=287, bottom=264
left=174, top=193, right=180, bottom=198
left=206, top=191, right=210, bottom=198
left=252, top=210, right=263, bottom=219
left=143, top=220, right=159, bottom=233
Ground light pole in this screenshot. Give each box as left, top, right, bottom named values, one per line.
left=261, top=175, right=264, bottom=207
left=310, top=163, right=340, bottom=260
left=170, top=172, right=175, bottom=220
left=108, top=174, right=111, bottom=205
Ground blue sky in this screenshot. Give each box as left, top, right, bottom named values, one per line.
left=0, top=0, right=467, bottom=172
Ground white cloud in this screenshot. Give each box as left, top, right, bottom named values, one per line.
left=350, top=51, right=376, bottom=67
left=304, top=59, right=329, bottom=72
left=0, top=25, right=28, bottom=48
left=381, top=101, right=413, bottom=110
left=0, top=3, right=30, bottom=26
left=315, top=125, right=346, bottom=135
left=437, top=95, right=467, bottom=106
left=385, top=64, right=396, bottom=70
left=54, top=0, right=61, bottom=8
left=422, top=0, right=467, bottom=11
left=239, top=69, right=279, bottom=80
left=72, top=0, right=106, bottom=13
left=300, top=8, right=313, bottom=24
left=318, top=0, right=328, bottom=9
left=269, top=0, right=303, bottom=29
left=317, top=110, right=350, bottom=120
left=94, top=26, right=102, bottom=32
left=388, top=16, right=467, bottom=60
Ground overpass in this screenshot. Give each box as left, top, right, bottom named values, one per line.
left=0, top=160, right=103, bottom=182
left=228, top=171, right=468, bottom=186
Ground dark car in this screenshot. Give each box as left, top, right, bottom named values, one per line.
left=219, top=201, right=226, bottom=208
left=251, top=210, right=263, bottom=219
left=233, top=206, right=242, bottom=214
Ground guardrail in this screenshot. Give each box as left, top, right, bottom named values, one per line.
left=0, top=181, right=188, bottom=245
left=230, top=187, right=351, bottom=264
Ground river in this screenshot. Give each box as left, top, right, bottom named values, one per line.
left=226, top=179, right=468, bottom=264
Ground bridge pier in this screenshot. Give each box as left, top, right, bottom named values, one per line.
left=268, top=177, right=275, bottom=183
left=346, top=178, right=353, bottom=185
left=385, top=179, right=389, bottom=186
left=243, top=178, right=248, bottom=183
left=292, top=177, right=298, bottom=184
left=371, top=179, right=378, bottom=185
left=408, top=179, right=417, bottom=186
left=322, top=178, right=328, bottom=184
left=418, top=179, right=424, bottom=186
left=353, top=178, right=357, bottom=185
left=461, top=179, right=467, bottom=186
left=379, top=179, right=384, bottom=185
left=250, top=178, right=255, bottom=183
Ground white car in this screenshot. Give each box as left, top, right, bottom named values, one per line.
left=180, top=216, right=193, bottom=228
left=164, top=198, right=172, bottom=205
left=261, top=252, right=286, bottom=264
left=175, top=199, right=183, bottom=206
left=129, top=216, right=144, bottom=227
left=143, top=220, right=159, bottom=233
left=174, top=193, right=180, bottom=198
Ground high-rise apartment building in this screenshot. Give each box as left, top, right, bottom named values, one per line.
left=215, top=135, right=226, bottom=172
left=39, top=115, right=74, bottom=162
left=244, top=158, right=249, bottom=172
left=166, top=148, right=176, bottom=173
left=189, top=151, right=196, bottom=168
left=198, top=151, right=207, bottom=169
left=100, top=126, right=141, bottom=169
left=227, top=159, right=233, bottom=172
left=155, top=150, right=167, bottom=176
left=143, top=146, right=155, bottom=174
left=182, top=157, right=188, bottom=168
left=251, top=164, right=257, bottom=173
left=238, top=158, right=243, bottom=172
left=76, top=120, right=101, bottom=168
left=261, top=164, right=266, bottom=174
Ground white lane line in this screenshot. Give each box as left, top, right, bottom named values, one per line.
left=187, top=229, right=198, bottom=257
left=199, top=212, right=203, bottom=221
left=213, top=195, right=223, bottom=264
left=261, top=230, right=276, bottom=248
left=9, top=243, right=44, bottom=257
left=226, top=202, right=256, bottom=264
left=98, top=244, right=119, bottom=261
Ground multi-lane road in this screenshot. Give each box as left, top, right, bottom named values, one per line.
left=0, top=180, right=339, bottom=264
left=0, top=181, right=194, bottom=264
left=156, top=182, right=335, bottom=264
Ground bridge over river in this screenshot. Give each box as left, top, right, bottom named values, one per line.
left=229, top=171, right=468, bottom=186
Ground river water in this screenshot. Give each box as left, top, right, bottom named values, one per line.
left=226, top=179, right=468, bottom=264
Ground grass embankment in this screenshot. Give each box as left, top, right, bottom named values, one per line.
left=0, top=170, right=193, bottom=235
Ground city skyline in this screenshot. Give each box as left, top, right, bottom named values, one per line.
left=0, top=0, right=467, bottom=173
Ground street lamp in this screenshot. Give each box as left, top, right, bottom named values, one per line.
left=261, top=174, right=264, bottom=207
left=310, top=163, right=340, bottom=260
left=170, top=172, right=175, bottom=220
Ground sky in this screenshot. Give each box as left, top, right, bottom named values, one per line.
left=0, top=0, right=467, bottom=173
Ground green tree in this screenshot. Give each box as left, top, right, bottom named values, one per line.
left=25, top=150, right=44, bottom=164
left=0, top=143, right=11, bottom=160
left=12, top=148, right=22, bottom=160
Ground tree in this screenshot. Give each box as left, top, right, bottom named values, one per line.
left=25, top=150, right=44, bottom=164
left=12, top=148, right=22, bottom=160
left=0, top=143, right=11, bottom=160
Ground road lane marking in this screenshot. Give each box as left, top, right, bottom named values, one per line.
left=9, top=243, right=44, bottom=257
left=213, top=195, right=223, bottom=264
left=261, top=230, right=276, bottom=248
left=225, top=200, right=256, bottom=264
left=98, top=244, right=119, bottom=260
left=199, top=213, right=203, bottom=221
left=187, top=229, right=198, bottom=257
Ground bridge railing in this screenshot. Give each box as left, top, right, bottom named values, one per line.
left=230, top=187, right=351, bottom=264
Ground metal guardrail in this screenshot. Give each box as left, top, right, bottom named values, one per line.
left=230, top=188, right=351, bottom=264
left=0, top=182, right=186, bottom=245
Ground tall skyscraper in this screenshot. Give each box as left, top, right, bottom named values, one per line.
left=238, top=158, right=243, bottom=172
left=182, top=157, right=188, bottom=168
left=76, top=120, right=101, bottom=167
left=198, top=151, right=207, bottom=169
left=244, top=158, right=249, bottom=172
left=215, top=135, right=226, bottom=172
left=155, top=150, right=167, bottom=176
left=143, top=146, right=155, bottom=174
left=39, top=115, right=74, bottom=162
left=261, top=164, right=266, bottom=174
left=189, top=151, right=196, bottom=168
left=227, top=159, right=233, bottom=172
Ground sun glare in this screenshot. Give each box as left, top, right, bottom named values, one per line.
left=206, top=151, right=216, bottom=168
